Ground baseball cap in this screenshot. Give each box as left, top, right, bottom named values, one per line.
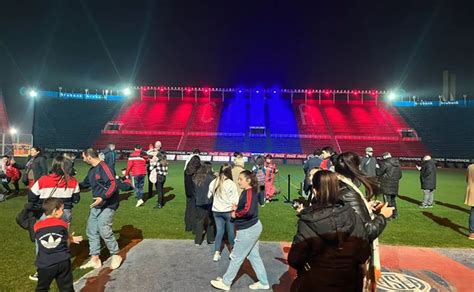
left=382, top=152, right=392, bottom=159
left=365, top=147, right=374, bottom=152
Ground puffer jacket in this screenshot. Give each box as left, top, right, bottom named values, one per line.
left=339, top=182, right=386, bottom=241
left=288, top=203, right=370, bottom=292
left=376, top=157, right=402, bottom=195
left=420, top=159, right=437, bottom=190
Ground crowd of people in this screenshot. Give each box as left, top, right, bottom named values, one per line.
left=4, top=142, right=473, bottom=291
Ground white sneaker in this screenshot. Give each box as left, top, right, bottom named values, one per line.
left=249, top=281, right=270, bottom=290
left=80, top=258, right=102, bottom=270
left=110, top=255, right=122, bottom=270
left=136, top=199, right=144, bottom=207
left=210, top=278, right=230, bottom=291
left=229, top=251, right=234, bottom=260
left=29, top=272, right=38, bottom=281
left=213, top=251, right=221, bottom=262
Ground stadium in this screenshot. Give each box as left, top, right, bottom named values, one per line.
left=1, top=1, right=473, bottom=292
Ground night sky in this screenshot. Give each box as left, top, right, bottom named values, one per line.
left=1, top=0, right=473, bottom=132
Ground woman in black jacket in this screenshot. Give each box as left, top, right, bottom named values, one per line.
left=333, top=152, right=394, bottom=291
left=192, top=162, right=216, bottom=245
left=334, top=152, right=391, bottom=241
left=288, top=170, right=373, bottom=292
left=24, top=146, right=48, bottom=188
left=184, top=155, right=201, bottom=232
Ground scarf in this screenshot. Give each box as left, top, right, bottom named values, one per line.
left=337, top=175, right=381, bottom=292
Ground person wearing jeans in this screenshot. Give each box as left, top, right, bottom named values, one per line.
left=133, top=176, right=145, bottom=202
left=213, top=212, right=234, bottom=253
left=79, top=148, right=122, bottom=271
left=126, top=145, right=148, bottom=207
left=211, top=170, right=269, bottom=291
left=86, top=208, right=119, bottom=256
left=422, top=189, right=435, bottom=207
left=208, top=164, right=239, bottom=262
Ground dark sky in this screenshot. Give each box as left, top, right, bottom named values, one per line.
left=1, top=0, right=473, bottom=132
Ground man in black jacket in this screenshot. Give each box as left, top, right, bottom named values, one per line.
left=360, top=147, right=377, bottom=177
left=416, top=155, right=437, bottom=208
left=376, top=152, right=402, bottom=219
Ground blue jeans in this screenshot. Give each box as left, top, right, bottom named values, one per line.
left=213, top=212, right=235, bottom=252
left=470, top=207, right=474, bottom=233
left=133, top=175, right=145, bottom=200
left=86, top=208, right=119, bottom=256
left=222, top=221, right=268, bottom=286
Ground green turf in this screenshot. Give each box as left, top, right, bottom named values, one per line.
left=0, top=160, right=472, bottom=291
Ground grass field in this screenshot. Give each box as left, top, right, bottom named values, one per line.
left=0, top=160, right=472, bottom=291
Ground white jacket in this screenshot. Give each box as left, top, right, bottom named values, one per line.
left=208, top=178, right=239, bottom=212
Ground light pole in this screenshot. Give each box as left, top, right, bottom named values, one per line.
left=463, top=94, right=467, bottom=106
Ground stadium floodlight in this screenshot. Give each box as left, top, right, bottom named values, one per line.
left=387, top=91, right=397, bottom=101
left=28, top=89, right=38, bottom=98
left=9, top=127, right=17, bottom=135
left=123, top=87, right=132, bottom=96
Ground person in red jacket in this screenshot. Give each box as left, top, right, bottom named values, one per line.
left=126, top=145, right=148, bottom=207
left=1, top=155, right=21, bottom=194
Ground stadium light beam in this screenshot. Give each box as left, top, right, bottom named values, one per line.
left=28, top=89, right=38, bottom=98
left=388, top=91, right=397, bottom=101
left=9, top=127, right=18, bottom=135
left=123, top=87, right=132, bottom=96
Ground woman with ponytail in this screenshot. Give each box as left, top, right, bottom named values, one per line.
left=28, top=155, right=80, bottom=224
left=210, top=170, right=269, bottom=291
left=334, top=152, right=393, bottom=291
left=208, top=163, right=239, bottom=262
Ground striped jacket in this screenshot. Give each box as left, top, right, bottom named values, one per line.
left=80, top=161, right=119, bottom=210
left=126, top=150, right=148, bottom=176
left=28, top=174, right=80, bottom=209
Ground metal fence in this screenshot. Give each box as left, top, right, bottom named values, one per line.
left=0, top=133, right=33, bottom=157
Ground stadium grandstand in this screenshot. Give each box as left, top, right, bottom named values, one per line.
left=29, top=86, right=474, bottom=162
